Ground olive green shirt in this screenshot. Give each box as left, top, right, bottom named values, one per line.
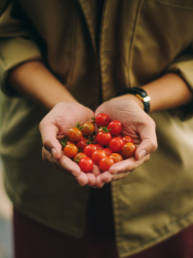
left=1, top=1, right=193, bottom=257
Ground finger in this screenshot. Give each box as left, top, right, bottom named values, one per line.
left=42, top=147, right=57, bottom=163
left=87, top=173, right=97, bottom=186
left=135, top=123, right=157, bottom=160
left=98, top=172, right=113, bottom=183
left=76, top=173, right=89, bottom=186
left=39, top=121, right=62, bottom=159
left=94, top=106, right=104, bottom=117
left=59, top=155, right=81, bottom=177
left=109, top=154, right=150, bottom=174
left=112, top=171, right=130, bottom=181
left=95, top=176, right=105, bottom=188
left=92, top=165, right=101, bottom=176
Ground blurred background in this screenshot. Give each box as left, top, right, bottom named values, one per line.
left=0, top=159, right=13, bottom=258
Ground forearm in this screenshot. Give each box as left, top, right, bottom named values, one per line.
left=8, top=61, right=77, bottom=110
left=142, top=73, right=193, bottom=113
left=120, top=73, right=193, bottom=113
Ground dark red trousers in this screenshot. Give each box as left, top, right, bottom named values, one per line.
left=13, top=207, right=193, bottom=258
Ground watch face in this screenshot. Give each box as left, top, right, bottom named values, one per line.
left=144, top=96, right=151, bottom=103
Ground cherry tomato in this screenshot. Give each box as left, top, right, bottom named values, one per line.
left=74, top=152, right=87, bottom=163
left=67, top=127, right=82, bottom=142
left=121, top=142, right=136, bottom=158
left=122, top=135, right=134, bottom=143
left=95, top=113, right=110, bottom=126
left=103, top=148, right=112, bottom=156
left=91, top=150, right=107, bottom=165
left=99, top=157, right=114, bottom=171
left=79, top=157, right=93, bottom=173
left=109, top=153, right=123, bottom=163
left=81, top=122, right=95, bottom=136
left=107, top=120, right=122, bottom=136
left=96, top=131, right=112, bottom=146
left=109, top=137, right=124, bottom=152
left=77, top=137, right=88, bottom=150
left=83, top=144, right=97, bottom=157
left=94, top=144, right=103, bottom=150
left=63, top=143, right=78, bottom=158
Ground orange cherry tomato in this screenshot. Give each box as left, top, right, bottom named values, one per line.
left=81, top=122, right=95, bottom=136
left=63, top=143, right=78, bottom=158
left=74, top=152, right=87, bottom=163
left=109, top=153, right=123, bottom=163
left=67, top=127, right=82, bottom=142
left=121, top=142, right=136, bottom=158
left=122, top=135, right=134, bottom=143
left=99, top=157, right=114, bottom=171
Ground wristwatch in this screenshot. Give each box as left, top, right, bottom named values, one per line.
left=117, top=87, right=151, bottom=113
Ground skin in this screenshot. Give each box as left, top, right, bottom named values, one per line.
left=8, top=61, right=193, bottom=186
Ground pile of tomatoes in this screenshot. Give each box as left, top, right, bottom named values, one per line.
left=60, top=113, right=136, bottom=173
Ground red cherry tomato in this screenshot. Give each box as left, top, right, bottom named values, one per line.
left=79, top=157, right=93, bottom=173
left=95, top=113, right=110, bottom=126
left=91, top=150, right=107, bottom=165
left=81, top=122, right=95, bottom=136
left=63, top=143, right=78, bottom=158
left=122, top=135, right=134, bottom=143
left=96, top=131, right=112, bottom=146
left=83, top=144, right=97, bottom=157
left=103, top=148, right=112, bottom=156
left=109, top=153, right=123, bottom=163
left=107, top=120, right=122, bottom=136
left=77, top=137, right=88, bottom=150
left=121, top=142, right=136, bottom=158
left=94, top=144, right=103, bottom=150
left=67, top=127, right=82, bottom=142
left=74, top=152, right=87, bottom=163
left=99, top=157, right=114, bottom=171
left=109, top=137, right=124, bottom=152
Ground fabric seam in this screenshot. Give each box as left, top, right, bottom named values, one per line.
left=128, top=0, right=144, bottom=87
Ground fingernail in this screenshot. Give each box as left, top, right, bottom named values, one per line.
left=138, top=150, right=146, bottom=159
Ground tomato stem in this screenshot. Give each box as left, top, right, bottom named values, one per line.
left=60, top=137, right=68, bottom=147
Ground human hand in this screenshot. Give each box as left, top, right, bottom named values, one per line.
left=95, top=95, right=157, bottom=180
left=39, top=102, right=112, bottom=187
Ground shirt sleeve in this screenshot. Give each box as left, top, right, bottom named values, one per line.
left=0, top=1, right=42, bottom=96
left=166, top=44, right=193, bottom=120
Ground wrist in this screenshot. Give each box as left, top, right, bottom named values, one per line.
left=141, top=73, right=193, bottom=112
left=117, top=87, right=151, bottom=113
left=117, top=94, right=144, bottom=110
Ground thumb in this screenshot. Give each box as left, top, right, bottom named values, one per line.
left=95, top=104, right=106, bottom=116
left=39, top=122, right=62, bottom=159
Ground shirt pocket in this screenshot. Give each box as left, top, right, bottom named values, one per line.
left=157, top=0, right=193, bottom=10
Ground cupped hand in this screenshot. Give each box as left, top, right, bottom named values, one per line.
left=95, top=95, right=158, bottom=179
left=39, top=102, right=110, bottom=187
